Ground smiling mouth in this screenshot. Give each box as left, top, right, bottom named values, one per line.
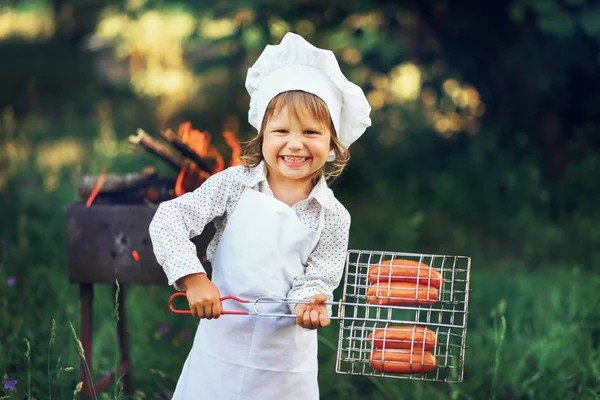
left=281, top=156, right=309, bottom=164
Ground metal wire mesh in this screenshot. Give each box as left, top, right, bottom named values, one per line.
left=335, top=249, right=471, bottom=382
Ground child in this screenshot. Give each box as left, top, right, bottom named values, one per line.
left=149, top=32, right=371, bottom=400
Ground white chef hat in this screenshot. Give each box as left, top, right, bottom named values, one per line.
left=245, top=32, right=372, bottom=161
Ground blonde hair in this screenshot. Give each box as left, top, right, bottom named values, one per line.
left=239, top=90, right=350, bottom=182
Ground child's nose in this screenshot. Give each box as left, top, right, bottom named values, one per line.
left=286, top=133, right=304, bottom=149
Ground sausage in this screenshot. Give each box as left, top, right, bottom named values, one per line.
left=368, top=326, right=437, bottom=350
left=369, top=349, right=437, bottom=374
left=366, top=282, right=439, bottom=305
left=368, top=259, right=443, bottom=288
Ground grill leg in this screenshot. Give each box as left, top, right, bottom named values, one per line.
left=116, top=284, right=134, bottom=394
left=80, top=283, right=94, bottom=399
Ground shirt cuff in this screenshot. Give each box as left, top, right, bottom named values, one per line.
left=165, top=257, right=206, bottom=291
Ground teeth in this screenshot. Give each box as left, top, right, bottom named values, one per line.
left=282, top=156, right=308, bottom=163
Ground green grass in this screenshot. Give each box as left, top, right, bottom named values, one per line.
left=2, top=231, right=599, bottom=399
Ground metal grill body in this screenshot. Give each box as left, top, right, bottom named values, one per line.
left=67, top=203, right=214, bottom=284
left=335, top=249, right=471, bottom=383
left=66, top=202, right=215, bottom=398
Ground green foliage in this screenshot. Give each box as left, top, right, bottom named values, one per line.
left=579, top=6, right=600, bottom=36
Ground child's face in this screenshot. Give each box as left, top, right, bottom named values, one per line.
left=262, top=104, right=332, bottom=186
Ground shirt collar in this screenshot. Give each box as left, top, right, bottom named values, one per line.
left=238, top=160, right=338, bottom=212
left=308, top=174, right=337, bottom=212
left=237, top=160, right=268, bottom=187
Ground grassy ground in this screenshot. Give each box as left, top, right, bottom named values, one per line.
left=1, top=247, right=599, bottom=399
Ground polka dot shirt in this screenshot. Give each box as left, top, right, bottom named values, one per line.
left=149, top=161, right=351, bottom=311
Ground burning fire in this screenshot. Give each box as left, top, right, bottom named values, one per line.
left=86, top=122, right=240, bottom=207
left=174, top=122, right=241, bottom=197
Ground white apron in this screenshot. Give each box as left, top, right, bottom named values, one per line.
left=173, top=187, right=325, bottom=400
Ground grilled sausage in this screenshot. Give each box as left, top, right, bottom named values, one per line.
left=368, top=326, right=437, bottom=350
left=369, top=349, right=437, bottom=374
left=368, top=259, right=443, bottom=288
left=366, top=282, right=439, bottom=306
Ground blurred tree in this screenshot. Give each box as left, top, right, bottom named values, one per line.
left=212, top=0, right=600, bottom=186
left=414, top=0, right=600, bottom=183
left=50, top=0, right=105, bottom=46
left=2, top=0, right=599, bottom=213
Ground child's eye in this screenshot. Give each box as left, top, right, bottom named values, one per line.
left=274, top=129, right=288, bottom=133
left=304, top=130, right=320, bottom=135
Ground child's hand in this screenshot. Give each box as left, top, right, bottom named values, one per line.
left=295, top=294, right=330, bottom=330
left=181, top=273, right=222, bottom=319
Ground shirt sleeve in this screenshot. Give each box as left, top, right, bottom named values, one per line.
left=286, top=207, right=351, bottom=315
left=149, top=169, right=234, bottom=290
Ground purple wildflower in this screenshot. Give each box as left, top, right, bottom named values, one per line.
left=156, top=322, right=171, bottom=337
left=178, top=328, right=193, bottom=342
left=3, top=376, right=17, bottom=391
left=6, top=277, right=16, bottom=286
left=1, top=239, right=7, bottom=248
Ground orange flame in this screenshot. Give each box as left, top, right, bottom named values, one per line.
left=223, top=131, right=242, bottom=166
left=174, top=122, right=241, bottom=196
left=177, top=122, right=211, bottom=158
left=175, top=161, right=188, bottom=197
left=210, top=149, right=225, bottom=174
left=86, top=167, right=107, bottom=207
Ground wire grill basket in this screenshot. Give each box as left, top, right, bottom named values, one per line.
left=334, top=249, right=471, bottom=383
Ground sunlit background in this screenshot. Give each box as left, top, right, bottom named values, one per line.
left=0, top=0, right=490, bottom=192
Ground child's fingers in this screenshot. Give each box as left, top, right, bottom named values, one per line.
left=298, top=307, right=310, bottom=329
left=310, top=309, right=321, bottom=327
left=195, top=304, right=205, bottom=319
left=295, top=304, right=307, bottom=317
left=310, top=293, right=328, bottom=305
left=212, top=301, right=222, bottom=319
left=187, top=298, right=198, bottom=318
left=295, top=304, right=308, bottom=325
left=303, top=308, right=316, bottom=329
left=297, top=303, right=330, bottom=329
left=203, top=303, right=213, bottom=319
